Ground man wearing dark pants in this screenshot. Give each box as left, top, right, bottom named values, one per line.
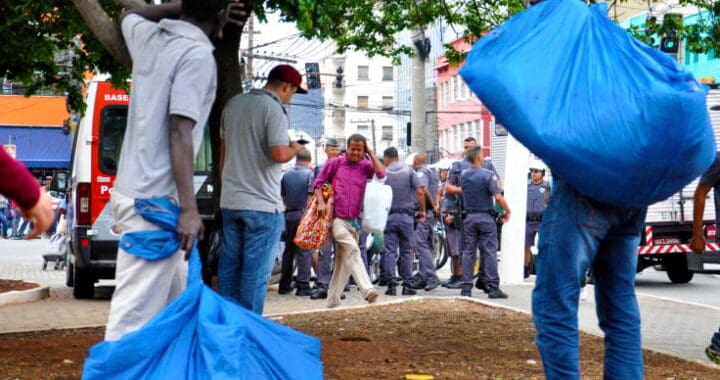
left=381, top=147, right=426, bottom=296
left=525, top=161, right=550, bottom=278
left=449, top=146, right=510, bottom=299
left=310, top=138, right=341, bottom=300
left=412, top=153, right=441, bottom=291
left=278, top=149, right=314, bottom=296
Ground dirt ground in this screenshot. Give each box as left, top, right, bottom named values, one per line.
left=0, top=279, right=38, bottom=294
left=0, top=299, right=718, bottom=379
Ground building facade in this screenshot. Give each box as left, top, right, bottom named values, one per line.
left=435, top=38, right=493, bottom=160
left=320, top=50, right=399, bottom=155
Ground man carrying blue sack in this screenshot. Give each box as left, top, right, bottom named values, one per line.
left=524, top=2, right=648, bottom=378
left=105, top=0, right=245, bottom=341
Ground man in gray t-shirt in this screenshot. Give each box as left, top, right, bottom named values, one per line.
left=106, top=0, right=245, bottom=342
left=218, top=64, right=307, bottom=314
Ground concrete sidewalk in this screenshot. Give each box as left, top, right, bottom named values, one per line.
left=0, top=268, right=718, bottom=367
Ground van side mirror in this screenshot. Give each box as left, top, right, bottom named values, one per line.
left=51, top=172, right=69, bottom=192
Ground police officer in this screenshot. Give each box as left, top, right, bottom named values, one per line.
left=279, top=149, right=314, bottom=296
left=411, top=153, right=441, bottom=291
left=442, top=137, right=479, bottom=289
left=525, top=161, right=550, bottom=278
left=382, top=147, right=426, bottom=296
left=452, top=146, right=510, bottom=299
left=309, top=138, right=342, bottom=300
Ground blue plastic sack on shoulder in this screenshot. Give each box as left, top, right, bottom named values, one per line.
left=459, top=0, right=716, bottom=207
left=82, top=197, right=323, bottom=380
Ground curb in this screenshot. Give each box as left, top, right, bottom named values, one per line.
left=0, top=285, right=50, bottom=306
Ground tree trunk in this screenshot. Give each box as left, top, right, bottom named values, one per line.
left=210, top=22, right=245, bottom=210
left=71, top=0, right=132, bottom=69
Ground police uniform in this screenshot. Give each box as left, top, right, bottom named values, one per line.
left=444, top=158, right=472, bottom=258
left=415, top=165, right=440, bottom=285
left=459, top=166, right=502, bottom=292
left=526, top=179, right=550, bottom=249
left=279, top=163, right=314, bottom=293
left=382, top=162, right=422, bottom=288
left=309, top=163, right=334, bottom=291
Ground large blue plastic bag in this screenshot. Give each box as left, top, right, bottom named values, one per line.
left=82, top=198, right=323, bottom=380
left=459, top=0, right=716, bottom=207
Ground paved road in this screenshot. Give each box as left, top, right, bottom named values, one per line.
left=1, top=238, right=720, bottom=367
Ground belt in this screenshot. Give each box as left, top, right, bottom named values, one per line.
left=527, top=214, right=543, bottom=222
left=465, top=209, right=493, bottom=214
left=285, top=208, right=304, bottom=213
left=389, top=208, right=414, bottom=216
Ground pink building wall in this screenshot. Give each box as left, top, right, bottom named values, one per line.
left=435, top=38, right=492, bottom=159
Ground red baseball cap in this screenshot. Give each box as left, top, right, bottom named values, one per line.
left=268, top=65, right=308, bottom=94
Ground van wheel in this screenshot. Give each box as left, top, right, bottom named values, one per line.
left=73, top=265, right=95, bottom=299
left=666, top=256, right=694, bottom=284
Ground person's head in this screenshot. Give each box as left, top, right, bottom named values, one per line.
left=467, top=146, right=484, bottom=166
left=296, top=148, right=312, bottom=164
left=463, top=136, right=477, bottom=153
left=180, top=0, right=229, bottom=37
left=439, top=168, right=449, bottom=181
left=44, top=176, right=53, bottom=189
left=383, top=147, right=399, bottom=164
left=346, top=134, right=368, bottom=163
left=325, top=138, right=341, bottom=159
left=265, top=65, right=308, bottom=104
left=413, top=153, right=426, bottom=169
left=529, top=161, right=546, bottom=183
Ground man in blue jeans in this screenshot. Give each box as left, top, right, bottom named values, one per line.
left=532, top=179, right=647, bottom=379
left=218, top=65, right=307, bottom=314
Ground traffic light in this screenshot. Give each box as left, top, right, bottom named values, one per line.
left=660, top=13, right=682, bottom=54
left=335, top=66, right=344, bottom=88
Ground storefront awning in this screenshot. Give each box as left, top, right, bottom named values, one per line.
left=0, top=127, right=71, bottom=169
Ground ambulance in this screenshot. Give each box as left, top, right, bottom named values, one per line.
left=65, top=79, right=215, bottom=298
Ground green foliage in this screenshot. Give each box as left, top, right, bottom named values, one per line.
left=6, top=0, right=720, bottom=113
left=0, top=1, right=130, bottom=113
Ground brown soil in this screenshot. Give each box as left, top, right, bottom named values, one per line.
left=0, top=279, right=38, bottom=294
left=0, top=299, right=717, bottom=379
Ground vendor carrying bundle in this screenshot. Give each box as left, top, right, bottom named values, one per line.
left=459, top=0, right=716, bottom=207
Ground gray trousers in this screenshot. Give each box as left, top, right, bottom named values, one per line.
left=415, top=213, right=439, bottom=281
left=461, top=213, right=499, bottom=291
left=382, top=213, right=416, bottom=286
left=446, top=217, right=462, bottom=257
left=316, top=241, right=334, bottom=289
left=279, top=211, right=313, bottom=290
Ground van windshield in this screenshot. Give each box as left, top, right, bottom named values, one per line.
left=98, top=106, right=213, bottom=175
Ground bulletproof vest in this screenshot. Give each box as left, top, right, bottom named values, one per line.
left=385, top=162, right=417, bottom=209
left=282, top=165, right=313, bottom=211
left=444, top=159, right=472, bottom=211
left=417, top=166, right=439, bottom=205
left=460, top=167, right=496, bottom=212
left=527, top=180, right=549, bottom=215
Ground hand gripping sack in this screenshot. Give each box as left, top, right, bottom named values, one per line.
left=362, top=177, right=393, bottom=234
left=82, top=197, right=322, bottom=380
left=294, top=183, right=335, bottom=250
left=459, top=0, right=716, bottom=207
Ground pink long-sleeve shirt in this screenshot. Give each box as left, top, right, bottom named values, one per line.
left=313, top=155, right=385, bottom=219
left=0, top=145, right=40, bottom=210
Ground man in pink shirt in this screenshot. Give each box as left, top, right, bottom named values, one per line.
left=314, top=134, right=385, bottom=308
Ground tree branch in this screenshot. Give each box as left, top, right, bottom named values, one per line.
left=72, top=0, right=132, bottom=69
left=115, top=0, right=147, bottom=9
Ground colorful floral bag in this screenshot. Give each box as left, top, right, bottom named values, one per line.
left=294, top=183, right=335, bottom=250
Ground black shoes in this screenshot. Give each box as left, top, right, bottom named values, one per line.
left=706, top=345, right=720, bottom=365
left=411, top=279, right=427, bottom=290
left=295, top=288, right=313, bottom=296
left=385, top=286, right=397, bottom=296
left=278, top=287, right=294, bottom=295
left=524, top=266, right=531, bottom=279
left=310, top=288, right=327, bottom=299
left=475, top=277, right=489, bottom=293
left=401, top=286, right=417, bottom=296
left=461, top=289, right=472, bottom=297
left=487, top=288, right=508, bottom=299
left=443, top=275, right=463, bottom=289
left=424, top=278, right=441, bottom=291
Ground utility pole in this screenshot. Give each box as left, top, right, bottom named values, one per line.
left=246, top=15, right=254, bottom=80
left=411, top=28, right=427, bottom=154
left=371, top=119, right=377, bottom=153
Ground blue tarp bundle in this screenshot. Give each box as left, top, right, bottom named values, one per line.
left=459, top=0, right=716, bottom=207
left=82, top=198, right=323, bottom=380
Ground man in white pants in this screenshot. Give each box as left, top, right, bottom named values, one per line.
left=105, top=0, right=244, bottom=341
